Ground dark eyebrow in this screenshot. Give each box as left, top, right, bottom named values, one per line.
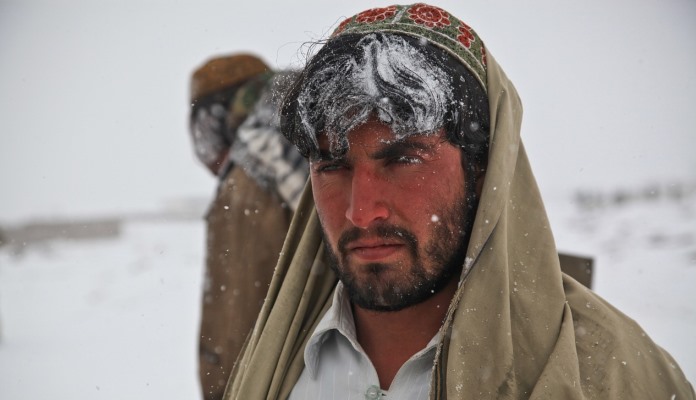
left=310, top=148, right=343, bottom=163
left=310, top=136, right=440, bottom=162
left=372, top=139, right=436, bottom=160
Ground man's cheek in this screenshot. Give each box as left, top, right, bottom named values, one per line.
left=316, top=211, right=341, bottom=248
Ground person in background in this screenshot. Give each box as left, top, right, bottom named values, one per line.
left=223, top=4, right=694, bottom=399
left=189, top=54, right=307, bottom=400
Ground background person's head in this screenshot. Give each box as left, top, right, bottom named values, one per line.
left=189, top=54, right=270, bottom=174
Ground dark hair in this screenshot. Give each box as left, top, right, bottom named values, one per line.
left=280, top=32, right=489, bottom=170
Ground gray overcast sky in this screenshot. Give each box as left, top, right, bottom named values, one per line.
left=1, top=0, right=695, bottom=222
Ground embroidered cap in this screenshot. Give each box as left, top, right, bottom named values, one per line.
left=330, top=3, right=487, bottom=92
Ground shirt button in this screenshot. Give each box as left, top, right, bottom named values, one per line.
left=365, top=385, right=382, bottom=399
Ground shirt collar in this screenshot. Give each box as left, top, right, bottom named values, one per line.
left=303, top=282, right=442, bottom=378
left=304, top=281, right=357, bottom=377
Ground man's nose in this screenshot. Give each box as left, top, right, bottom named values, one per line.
left=345, top=167, right=390, bottom=229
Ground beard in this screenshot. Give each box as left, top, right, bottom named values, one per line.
left=321, top=191, right=473, bottom=312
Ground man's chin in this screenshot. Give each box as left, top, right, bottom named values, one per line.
left=343, top=278, right=429, bottom=312
left=346, top=288, right=410, bottom=312
left=355, top=261, right=394, bottom=276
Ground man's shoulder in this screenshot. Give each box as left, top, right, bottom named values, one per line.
left=563, top=276, right=694, bottom=398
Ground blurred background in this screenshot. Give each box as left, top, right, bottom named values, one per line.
left=1, top=0, right=695, bottom=398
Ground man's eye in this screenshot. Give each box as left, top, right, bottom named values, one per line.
left=314, top=162, right=346, bottom=173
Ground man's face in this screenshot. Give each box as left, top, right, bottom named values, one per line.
left=310, top=117, right=472, bottom=311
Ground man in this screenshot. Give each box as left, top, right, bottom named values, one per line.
left=189, top=54, right=307, bottom=400
left=224, top=5, right=694, bottom=399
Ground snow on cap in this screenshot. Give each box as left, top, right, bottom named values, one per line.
left=331, top=3, right=487, bottom=93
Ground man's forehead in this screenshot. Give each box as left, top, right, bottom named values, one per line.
left=316, top=127, right=448, bottom=155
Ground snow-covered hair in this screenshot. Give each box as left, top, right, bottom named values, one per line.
left=280, top=32, right=489, bottom=169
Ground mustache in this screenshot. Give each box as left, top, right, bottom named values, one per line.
left=337, top=223, right=419, bottom=256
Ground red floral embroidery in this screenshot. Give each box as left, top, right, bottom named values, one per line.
left=356, top=6, right=397, bottom=23
left=407, top=4, right=451, bottom=28
left=334, top=17, right=353, bottom=34
left=457, top=23, right=475, bottom=48
left=481, top=46, right=487, bottom=66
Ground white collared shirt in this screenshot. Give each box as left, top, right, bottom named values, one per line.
left=288, top=282, right=438, bottom=400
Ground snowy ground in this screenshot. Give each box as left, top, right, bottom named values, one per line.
left=0, top=183, right=694, bottom=399
left=0, top=219, right=204, bottom=399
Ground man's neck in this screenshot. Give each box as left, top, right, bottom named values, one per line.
left=352, top=276, right=459, bottom=390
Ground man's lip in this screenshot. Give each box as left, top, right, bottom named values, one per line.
left=344, top=241, right=405, bottom=261
left=345, top=240, right=403, bottom=251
